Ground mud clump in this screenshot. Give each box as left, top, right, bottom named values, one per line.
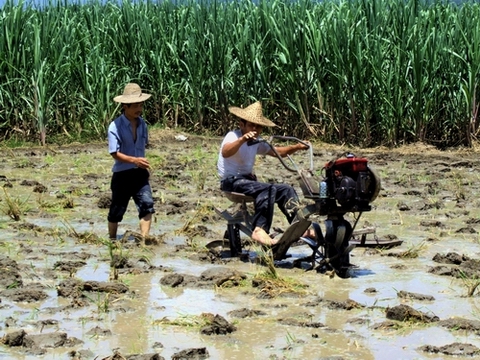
left=0, top=256, right=22, bottom=288
left=433, top=252, right=467, bottom=265
left=2, top=330, right=83, bottom=356
left=1, top=287, right=49, bottom=303
left=57, top=279, right=129, bottom=298
left=397, top=290, right=435, bottom=301
left=385, top=304, right=439, bottom=323
left=97, top=195, right=111, bottom=209
left=200, top=314, right=236, bottom=335
left=438, top=318, right=480, bottom=332
left=418, top=342, right=480, bottom=356
left=172, top=348, right=208, bottom=360
left=160, top=267, right=247, bottom=289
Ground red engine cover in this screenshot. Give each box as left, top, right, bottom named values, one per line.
left=326, top=157, right=368, bottom=174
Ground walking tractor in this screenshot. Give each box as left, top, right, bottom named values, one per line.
left=214, top=136, right=401, bottom=277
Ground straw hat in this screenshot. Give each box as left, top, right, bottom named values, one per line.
left=228, top=101, right=277, bottom=127
left=114, top=83, right=152, bottom=104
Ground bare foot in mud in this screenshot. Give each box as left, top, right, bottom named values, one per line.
left=252, top=227, right=278, bottom=246
left=252, top=227, right=315, bottom=246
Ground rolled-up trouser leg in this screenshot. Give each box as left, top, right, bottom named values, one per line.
left=230, top=178, right=275, bottom=233
left=252, top=185, right=276, bottom=232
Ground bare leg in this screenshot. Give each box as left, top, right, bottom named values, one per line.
left=302, top=228, right=316, bottom=239
left=139, top=213, right=152, bottom=237
left=252, top=227, right=278, bottom=246
left=108, top=222, right=118, bottom=240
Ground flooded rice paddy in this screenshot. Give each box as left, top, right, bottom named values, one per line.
left=1, top=130, right=480, bottom=359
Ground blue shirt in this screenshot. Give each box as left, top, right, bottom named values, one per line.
left=108, top=114, right=149, bottom=173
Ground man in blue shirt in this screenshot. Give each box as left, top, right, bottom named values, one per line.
left=107, top=83, right=155, bottom=240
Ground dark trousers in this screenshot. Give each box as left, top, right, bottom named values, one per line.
left=221, top=175, right=299, bottom=233
left=108, top=168, right=155, bottom=223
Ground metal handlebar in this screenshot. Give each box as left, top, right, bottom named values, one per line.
left=251, top=135, right=313, bottom=173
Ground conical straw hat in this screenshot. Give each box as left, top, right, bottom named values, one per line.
left=114, top=83, right=152, bottom=103
left=228, top=101, right=277, bottom=127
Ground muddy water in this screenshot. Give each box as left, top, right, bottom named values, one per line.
left=1, top=132, right=480, bottom=359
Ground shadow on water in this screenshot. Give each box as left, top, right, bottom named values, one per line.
left=349, top=268, right=376, bottom=277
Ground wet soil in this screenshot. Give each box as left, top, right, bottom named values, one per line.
left=1, top=129, right=480, bottom=359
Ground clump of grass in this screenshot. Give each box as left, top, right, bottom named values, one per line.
left=395, top=241, right=428, bottom=259
left=137, top=253, right=152, bottom=266
left=191, top=169, right=207, bottom=191
left=252, top=247, right=309, bottom=298
left=61, top=219, right=99, bottom=244
left=7, top=281, right=21, bottom=289
left=2, top=187, right=29, bottom=221
left=36, top=195, right=62, bottom=211
left=254, top=275, right=309, bottom=299
left=148, top=153, right=167, bottom=171
left=458, top=270, right=480, bottom=297
left=99, top=236, right=126, bottom=281
left=66, top=187, right=86, bottom=196
left=75, top=232, right=99, bottom=244
left=257, top=247, right=278, bottom=279
left=175, top=203, right=212, bottom=241
left=449, top=170, right=467, bottom=200
left=84, top=292, right=112, bottom=313
left=372, top=321, right=407, bottom=331
left=61, top=196, right=75, bottom=209
left=185, top=238, right=203, bottom=251
left=153, top=313, right=213, bottom=328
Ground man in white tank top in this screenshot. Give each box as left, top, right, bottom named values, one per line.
left=217, top=101, right=310, bottom=246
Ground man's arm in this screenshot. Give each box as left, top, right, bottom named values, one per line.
left=110, top=152, right=150, bottom=169
left=267, top=142, right=310, bottom=158
left=221, top=131, right=257, bottom=158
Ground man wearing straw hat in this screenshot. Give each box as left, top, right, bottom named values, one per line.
left=217, top=101, right=310, bottom=246
left=107, top=83, right=155, bottom=240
